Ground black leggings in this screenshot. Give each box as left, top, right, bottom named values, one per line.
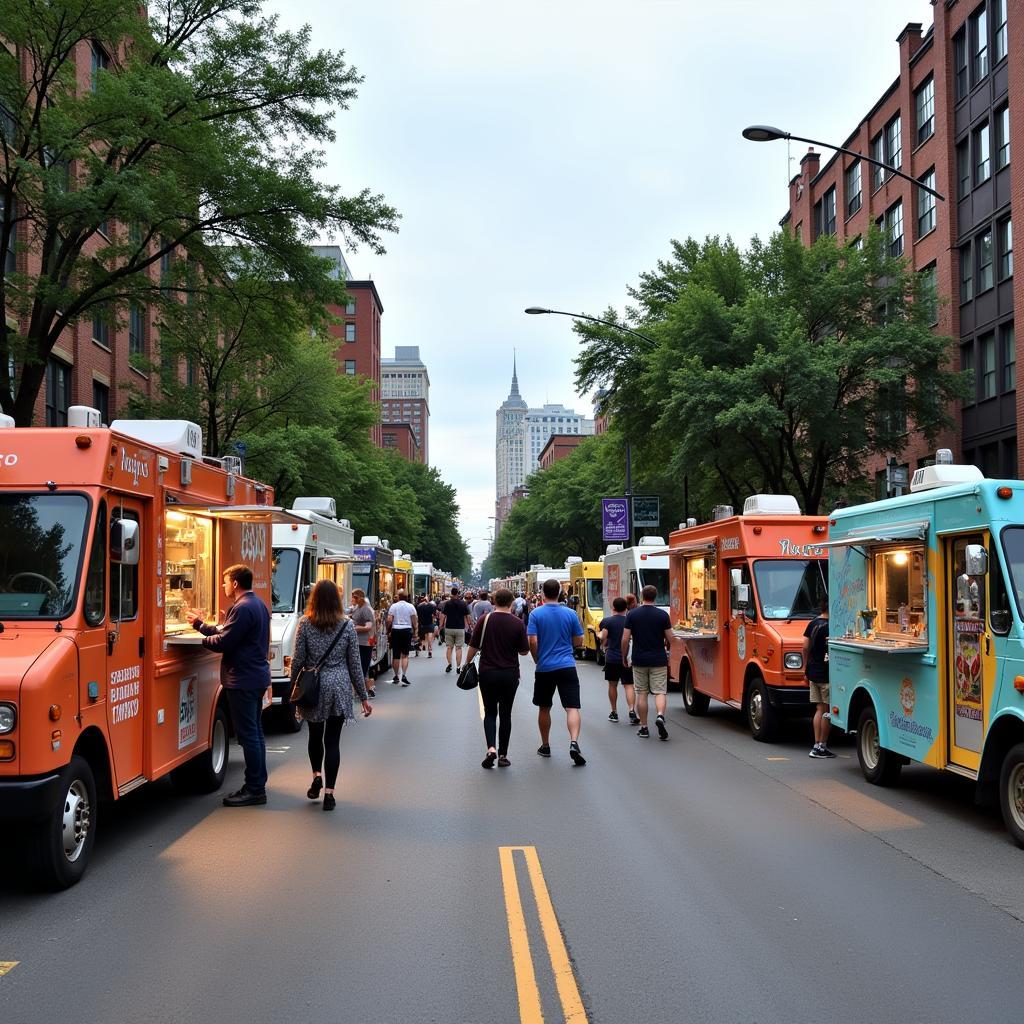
left=479, top=669, right=520, bottom=755
left=307, top=715, right=345, bottom=788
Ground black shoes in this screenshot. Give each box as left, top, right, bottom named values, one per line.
left=402, top=675, right=410, bottom=686
left=569, top=741, right=586, bottom=766
left=497, top=756, right=511, bottom=767
left=637, top=726, right=650, bottom=738
left=482, top=751, right=497, bottom=769
left=391, top=676, right=400, bottom=685
left=223, top=787, right=266, bottom=807
left=323, top=793, right=336, bottom=811
left=307, top=776, right=323, bottom=800
left=608, top=711, right=619, bottom=722
left=446, top=664, right=453, bottom=673
left=537, top=744, right=551, bottom=758
left=655, top=715, right=669, bottom=741
left=628, top=710, right=640, bottom=726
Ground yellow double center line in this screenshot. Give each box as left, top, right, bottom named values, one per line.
left=499, top=846, right=587, bottom=1024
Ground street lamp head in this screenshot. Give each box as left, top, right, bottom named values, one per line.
left=742, top=124, right=789, bottom=143
left=524, top=307, right=551, bottom=315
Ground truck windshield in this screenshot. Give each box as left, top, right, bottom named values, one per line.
left=999, top=528, right=1024, bottom=615
left=587, top=579, right=604, bottom=608
left=0, top=494, right=89, bottom=618
left=640, top=569, right=670, bottom=606
left=753, top=559, right=828, bottom=619
left=352, top=565, right=373, bottom=602
left=271, top=548, right=300, bottom=613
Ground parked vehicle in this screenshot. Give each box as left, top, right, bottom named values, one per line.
left=567, top=558, right=605, bottom=660
left=352, top=536, right=395, bottom=673
left=602, top=537, right=670, bottom=615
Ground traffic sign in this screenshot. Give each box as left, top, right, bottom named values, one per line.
left=602, top=498, right=629, bottom=542
left=632, top=495, right=660, bottom=528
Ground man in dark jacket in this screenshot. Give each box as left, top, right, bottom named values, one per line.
left=187, top=563, right=271, bottom=806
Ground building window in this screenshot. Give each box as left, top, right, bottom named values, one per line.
left=978, top=228, right=994, bottom=292
left=185, top=358, right=196, bottom=388
left=957, top=141, right=971, bottom=198
left=92, top=311, right=110, bottom=349
left=915, top=77, right=934, bottom=145
left=129, top=303, right=144, bottom=356
left=974, top=122, right=991, bottom=184
left=845, top=161, right=862, bottom=216
left=45, top=358, right=71, bottom=426
left=92, top=380, right=109, bottom=424
left=920, top=262, right=938, bottom=325
left=969, top=4, right=989, bottom=85
left=954, top=29, right=969, bottom=100
left=885, top=201, right=904, bottom=258
left=870, top=133, right=884, bottom=191
left=961, top=244, right=974, bottom=302
left=3, top=196, right=15, bottom=274
left=884, top=115, right=902, bottom=172
left=345, top=323, right=356, bottom=342
left=994, top=0, right=1008, bottom=64
left=998, top=218, right=1013, bottom=280
left=980, top=331, right=997, bottom=399
left=822, top=186, right=836, bottom=236
left=90, top=43, right=109, bottom=92
left=1003, top=324, right=1016, bottom=391
left=996, top=105, right=1010, bottom=169
left=344, top=359, right=356, bottom=375
left=962, top=342, right=975, bottom=403
left=345, top=300, right=356, bottom=315
left=159, top=243, right=172, bottom=296
left=917, top=170, right=936, bottom=237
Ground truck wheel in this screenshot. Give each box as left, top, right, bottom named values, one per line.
left=746, top=676, right=779, bottom=742
left=173, top=705, right=230, bottom=793
left=28, top=754, right=97, bottom=890
left=998, top=742, right=1024, bottom=848
left=681, top=663, right=710, bottom=716
left=856, top=704, right=902, bottom=786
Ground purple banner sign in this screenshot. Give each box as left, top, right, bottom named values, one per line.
left=602, top=497, right=629, bottom=542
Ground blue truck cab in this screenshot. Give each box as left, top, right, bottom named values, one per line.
left=826, top=452, right=1024, bottom=846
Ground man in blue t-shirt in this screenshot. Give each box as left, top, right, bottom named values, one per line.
left=599, top=596, right=638, bottom=725
left=527, top=578, right=586, bottom=765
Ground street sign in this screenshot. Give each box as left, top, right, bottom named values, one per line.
left=602, top=498, right=630, bottom=542
left=632, top=495, right=660, bottom=528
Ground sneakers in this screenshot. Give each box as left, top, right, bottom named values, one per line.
left=323, top=793, right=336, bottom=812
left=628, top=709, right=640, bottom=726
left=391, top=675, right=400, bottom=685
left=809, top=744, right=836, bottom=758
left=482, top=751, right=497, bottom=769
left=401, top=675, right=410, bottom=686
left=307, top=776, right=323, bottom=800
left=537, top=744, right=551, bottom=758
left=569, top=741, right=587, bottom=766
left=637, top=726, right=650, bottom=738
left=655, top=715, right=669, bottom=741
left=497, top=755, right=511, bottom=767
left=608, top=711, right=619, bottom=722
left=446, top=664, right=452, bottom=673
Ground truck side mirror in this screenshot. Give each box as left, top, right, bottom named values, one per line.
left=730, top=568, right=743, bottom=589
left=110, top=519, right=140, bottom=566
left=733, top=583, right=750, bottom=608
left=964, top=544, right=988, bottom=576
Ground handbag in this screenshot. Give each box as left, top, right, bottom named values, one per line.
left=290, top=622, right=346, bottom=710
left=456, top=613, right=490, bottom=691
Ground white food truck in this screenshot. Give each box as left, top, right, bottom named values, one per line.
left=602, top=537, right=671, bottom=616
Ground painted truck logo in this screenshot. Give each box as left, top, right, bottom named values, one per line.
left=0, top=453, right=18, bottom=467
left=778, top=539, right=825, bottom=556
left=178, top=675, right=198, bottom=749
left=110, top=665, right=141, bottom=724
left=121, top=449, right=151, bottom=487
left=241, top=523, right=267, bottom=563
left=722, top=537, right=740, bottom=551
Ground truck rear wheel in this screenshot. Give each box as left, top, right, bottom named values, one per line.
left=173, top=705, right=230, bottom=793
left=681, top=663, right=710, bottom=716
left=998, top=742, right=1024, bottom=848
left=746, top=676, right=779, bottom=742
left=28, top=754, right=97, bottom=890
left=856, top=704, right=902, bottom=786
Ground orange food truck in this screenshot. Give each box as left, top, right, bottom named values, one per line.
left=667, top=495, right=829, bottom=741
left=0, top=410, right=298, bottom=888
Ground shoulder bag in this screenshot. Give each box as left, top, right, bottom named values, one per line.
left=290, top=621, right=346, bottom=710
left=457, top=613, right=490, bottom=691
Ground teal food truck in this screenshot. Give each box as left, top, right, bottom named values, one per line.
left=826, top=452, right=1024, bottom=846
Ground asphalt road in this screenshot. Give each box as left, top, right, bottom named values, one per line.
left=3, top=648, right=1024, bottom=1024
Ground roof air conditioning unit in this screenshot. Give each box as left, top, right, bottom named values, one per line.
left=910, top=459, right=984, bottom=492
left=686, top=518, right=697, bottom=528
left=712, top=505, right=734, bottom=521
left=606, top=544, right=624, bottom=555
left=638, top=536, right=665, bottom=546
left=68, top=405, right=102, bottom=428
left=565, top=556, right=583, bottom=566
left=293, top=497, right=337, bottom=517
left=111, top=419, right=203, bottom=459
left=743, top=494, right=801, bottom=516
left=359, top=535, right=381, bottom=546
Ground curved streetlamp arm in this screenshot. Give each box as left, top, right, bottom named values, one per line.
left=523, top=307, right=657, bottom=348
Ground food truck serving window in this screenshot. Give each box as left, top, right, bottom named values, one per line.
left=0, top=493, right=90, bottom=618
left=684, top=555, right=717, bottom=627
left=753, top=560, right=827, bottom=620
left=164, top=510, right=214, bottom=634
left=871, top=545, right=927, bottom=638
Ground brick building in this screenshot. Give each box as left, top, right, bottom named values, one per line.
left=381, top=345, right=429, bottom=463
left=381, top=421, right=420, bottom=461
left=538, top=433, right=586, bottom=469
left=782, top=1, right=1020, bottom=492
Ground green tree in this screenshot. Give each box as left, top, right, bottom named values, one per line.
left=0, top=0, right=397, bottom=423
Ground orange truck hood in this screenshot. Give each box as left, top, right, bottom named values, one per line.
left=0, top=630, right=59, bottom=700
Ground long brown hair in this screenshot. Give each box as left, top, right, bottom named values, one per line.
left=306, top=579, right=345, bottom=631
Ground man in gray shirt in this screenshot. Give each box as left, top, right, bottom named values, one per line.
left=350, top=588, right=377, bottom=698
left=472, top=590, right=494, bottom=625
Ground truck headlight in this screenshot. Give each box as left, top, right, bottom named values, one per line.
left=784, top=653, right=803, bottom=670
left=0, top=703, right=16, bottom=734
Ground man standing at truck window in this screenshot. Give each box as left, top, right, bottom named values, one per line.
left=805, top=599, right=834, bottom=758
left=622, top=584, right=673, bottom=741
left=187, top=564, right=271, bottom=806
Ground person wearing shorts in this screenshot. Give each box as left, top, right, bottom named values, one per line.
left=805, top=599, right=834, bottom=758
left=527, top=578, right=586, bottom=766
left=415, top=594, right=437, bottom=658
left=439, top=588, right=472, bottom=674
left=600, top=596, right=638, bottom=725
left=387, top=591, right=418, bottom=686
left=622, top=585, right=673, bottom=741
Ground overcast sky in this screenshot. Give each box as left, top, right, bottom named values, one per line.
left=268, top=0, right=933, bottom=568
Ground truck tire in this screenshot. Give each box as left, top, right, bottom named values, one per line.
left=998, top=742, right=1024, bottom=848
left=856, top=704, right=902, bottom=786
left=28, top=754, right=97, bottom=890
left=173, top=705, right=230, bottom=793
left=681, top=662, right=710, bottom=716
left=746, top=676, right=779, bottom=742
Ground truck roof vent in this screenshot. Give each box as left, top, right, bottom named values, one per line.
left=910, top=461, right=984, bottom=493
left=638, top=536, right=665, bottom=546
left=605, top=544, right=624, bottom=555
left=743, top=494, right=801, bottom=516
left=565, top=556, right=583, bottom=566
left=712, top=504, right=734, bottom=521
left=686, top=517, right=697, bottom=528
left=111, top=419, right=203, bottom=459
left=293, top=497, right=337, bottom=517
left=359, top=535, right=381, bottom=546
left=68, top=405, right=103, bottom=428
left=337, top=518, right=351, bottom=529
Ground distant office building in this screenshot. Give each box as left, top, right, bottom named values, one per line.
left=495, top=358, right=594, bottom=532
left=382, top=422, right=420, bottom=462
left=538, top=433, right=587, bottom=469
left=381, top=345, right=429, bottom=463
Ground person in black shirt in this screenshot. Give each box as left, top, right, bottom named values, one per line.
left=622, top=585, right=673, bottom=740
left=439, top=588, right=472, bottom=674
left=415, top=595, right=437, bottom=658
left=804, top=599, right=834, bottom=758
left=599, top=596, right=638, bottom=725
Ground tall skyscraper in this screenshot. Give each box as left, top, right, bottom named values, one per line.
left=495, top=358, right=594, bottom=532
left=381, top=345, right=430, bottom=463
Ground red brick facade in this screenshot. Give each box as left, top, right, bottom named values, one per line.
left=381, top=421, right=419, bottom=461
left=326, top=280, right=383, bottom=448
left=538, top=433, right=585, bottom=469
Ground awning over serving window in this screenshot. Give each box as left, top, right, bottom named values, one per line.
left=819, top=521, right=929, bottom=549
left=164, top=503, right=310, bottom=525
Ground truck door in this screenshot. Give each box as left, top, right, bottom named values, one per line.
left=726, top=560, right=755, bottom=705
left=946, top=532, right=993, bottom=772
left=106, top=497, right=147, bottom=788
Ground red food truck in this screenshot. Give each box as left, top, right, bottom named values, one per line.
left=667, top=495, right=829, bottom=741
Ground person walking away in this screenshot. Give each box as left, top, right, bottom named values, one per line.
left=600, top=596, right=638, bottom=724
left=528, top=578, right=586, bottom=765
left=440, top=587, right=472, bottom=674
left=187, top=564, right=271, bottom=807
left=350, top=588, right=377, bottom=698
left=805, top=599, right=834, bottom=758
left=290, top=580, right=372, bottom=810
left=387, top=590, right=419, bottom=685
left=416, top=594, right=437, bottom=658
left=472, top=590, right=494, bottom=626
left=625, top=592, right=638, bottom=611
left=467, top=588, right=529, bottom=768
left=622, top=584, right=673, bottom=741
